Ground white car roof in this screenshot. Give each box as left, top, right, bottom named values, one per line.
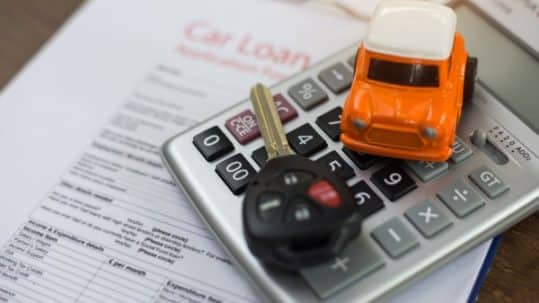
left=364, top=1, right=456, bottom=60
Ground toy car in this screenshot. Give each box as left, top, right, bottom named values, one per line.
left=341, top=0, right=477, bottom=162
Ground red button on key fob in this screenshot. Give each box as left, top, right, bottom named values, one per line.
left=308, top=180, right=342, bottom=208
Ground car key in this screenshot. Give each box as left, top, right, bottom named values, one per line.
left=243, top=83, right=363, bottom=271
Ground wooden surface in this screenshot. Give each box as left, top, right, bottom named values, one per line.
left=0, top=0, right=537, bottom=302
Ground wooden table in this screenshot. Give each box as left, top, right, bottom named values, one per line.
left=0, top=0, right=537, bottom=302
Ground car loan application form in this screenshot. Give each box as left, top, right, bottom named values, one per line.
left=0, top=0, right=491, bottom=302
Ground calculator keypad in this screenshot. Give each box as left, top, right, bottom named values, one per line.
left=187, top=57, right=516, bottom=300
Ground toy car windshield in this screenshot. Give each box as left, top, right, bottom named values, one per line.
left=367, top=58, right=439, bottom=87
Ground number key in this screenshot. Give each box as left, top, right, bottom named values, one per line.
left=193, top=126, right=233, bottom=161
left=215, top=154, right=256, bottom=194
left=316, top=151, right=354, bottom=181
left=349, top=181, right=384, bottom=218
left=287, top=124, right=327, bottom=157
left=370, top=163, right=417, bottom=201
left=316, top=107, right=342, bottom=141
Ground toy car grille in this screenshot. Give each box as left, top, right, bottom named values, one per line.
left=366, top=126, right=424, bottom=149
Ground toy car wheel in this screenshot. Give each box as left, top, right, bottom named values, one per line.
left=463, top=56, right=478, bottom=103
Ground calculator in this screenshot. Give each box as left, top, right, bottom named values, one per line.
left=161, top=2, right=539, bottom=302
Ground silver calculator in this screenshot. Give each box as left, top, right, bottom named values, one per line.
left=161, top=2, right=539, bottom=302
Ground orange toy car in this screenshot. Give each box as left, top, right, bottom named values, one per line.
left=341, top=0, right=477, bottom=162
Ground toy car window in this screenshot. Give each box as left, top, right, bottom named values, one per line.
left=367, top=59, right=439, bottom=87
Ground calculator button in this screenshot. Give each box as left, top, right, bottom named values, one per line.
left=371, top=217, right=419, bottom=258
left=257, top=193, right=285, bottom=223
left=308, top=180, right=342, bottom=208
left=287, top=124, right=327, bottom=156
left=349, top=181, right=384, bottom=218
left=406, top=160, right=448, bottom=182
left=288, top=78, right=328, bottom=110
left=225, top=110, right=260, bottom=145
left=451, top=137, right=473, bottom=163
left=318, top=63, right=353, bottom=94
left=273, top=93, right=298, bottom=123
left=193, top=126, right=233, bottom=161
left=286, top=201, right=319, bottom=222
left=405, top=200, right=452, bottom=238
left=251, top=146, right=268, bottom=168
left=370, top=164, right=417, bottom=201
left=468, top=166, right=509, bottom=199
left=300, top=237, right=385, bottom=299
left=342, top=147, right=379, bottom=170
left=316, top=107, right=342, bottom=141
left=215, top=154, right=256, bottom=195
left=225, top=95, right=297, bottom=145
left=316, top=151, right=354, bottom=181
left=437, top=180, right=484, bottom=218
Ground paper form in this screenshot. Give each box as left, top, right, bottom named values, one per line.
left=0, top=1, right=364, bottom=302
left=0, top=0, right=490, bottom=302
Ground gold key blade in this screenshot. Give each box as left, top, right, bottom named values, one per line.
left=250, top=83, right=293, bottom=159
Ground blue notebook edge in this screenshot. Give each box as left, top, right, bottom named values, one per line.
left=467, top=235, right=503, bottom=303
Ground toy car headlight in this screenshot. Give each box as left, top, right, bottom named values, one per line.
left=352, top=118, right=367, bottom=130
left=422, top=126, right=438, bottom=139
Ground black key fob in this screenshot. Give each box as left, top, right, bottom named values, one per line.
left=243, top=155, right=362, bottom=271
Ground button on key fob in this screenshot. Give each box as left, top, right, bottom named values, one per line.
left=243, top=84, right=362, bottom=271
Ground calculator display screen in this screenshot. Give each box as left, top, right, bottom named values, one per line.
left=455, top=5, right=539, bottom=134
